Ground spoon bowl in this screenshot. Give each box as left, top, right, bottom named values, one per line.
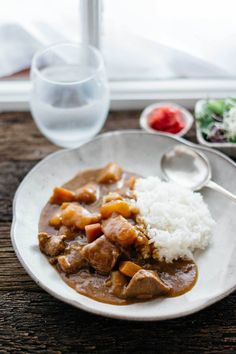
left=161, top=145, right=211, bottom=190
left=161, top=145, right=236, bottom=201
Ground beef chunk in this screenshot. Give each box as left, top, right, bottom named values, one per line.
left=58, top=225, right=76, bottom=240
left=123, top=270, right=171, bottom=299
left=74, top=183, right=98, bottom=204
left=38, top=232, right=66, bottom=257
left=80, top=236, right=120, bottom=274
left=103, top=215, right=137, bottom=247
left=97, top=163, right=123, bottom=184
left=58, top=245, right=87, bottom=273
left=61, top=203, right=101, bottom=230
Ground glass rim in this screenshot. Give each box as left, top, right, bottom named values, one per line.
left=31, top=42, right=105, bottom=86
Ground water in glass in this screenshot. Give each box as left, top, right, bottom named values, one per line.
left=30, top=44, right=109, bottom=148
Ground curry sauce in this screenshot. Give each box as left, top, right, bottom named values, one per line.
left=38, top=164, right=198, bottom=305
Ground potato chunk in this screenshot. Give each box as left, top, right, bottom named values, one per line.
left=61, top=203, right=101, bottom=230
left=49, top=213, right=62, bottom=229
left=103, top=215, right=137, bottom=247
left=100, top=200, right=131, bottom=219
left=38, top=232, right=66, bottom=256
left=97, top=163, right=123, bottom=184
left=74, top=183, right=98, bottom=204
left=50, top=187, right=74, bottom=205
left=85, top=223, right=103, bottom=243
left=119, top=261, right=142, bottom=278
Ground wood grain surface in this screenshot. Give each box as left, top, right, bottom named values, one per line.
left=0, top=111, right=235, bottom=354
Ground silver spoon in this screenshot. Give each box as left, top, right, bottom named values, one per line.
left=161, top=145, right=236, bottom=202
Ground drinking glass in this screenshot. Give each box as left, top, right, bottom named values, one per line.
left=30, top=43, right=109, bottom=148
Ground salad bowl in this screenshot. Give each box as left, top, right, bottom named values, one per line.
left=195, top=99, right=236, bottom=157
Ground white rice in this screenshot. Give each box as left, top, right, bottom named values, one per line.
left=135, top=176, right=215, bottom=262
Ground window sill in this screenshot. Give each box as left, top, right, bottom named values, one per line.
left=0, top=79, right=236, bottom=111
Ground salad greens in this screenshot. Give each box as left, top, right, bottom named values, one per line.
left=196, top=98, right=236, bottom=143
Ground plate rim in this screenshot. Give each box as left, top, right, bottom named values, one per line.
left=11, top=130, right=236, bottom=321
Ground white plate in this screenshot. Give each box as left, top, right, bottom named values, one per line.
left=11, top=131, right=236, bottom=321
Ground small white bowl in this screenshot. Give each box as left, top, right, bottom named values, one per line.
left=140, top=102, right=194, bottom=137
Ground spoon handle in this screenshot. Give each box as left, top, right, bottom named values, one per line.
left=206, top=180, right=236, bottom=202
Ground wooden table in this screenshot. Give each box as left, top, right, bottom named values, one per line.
left=0, top=111, right=235, bottom=353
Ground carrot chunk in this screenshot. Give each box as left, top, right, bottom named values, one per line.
left=97, top=163, right=123, bottom=184
left=119, top=261, right=142, bottom=278
left=85, top=223, right=103, bottom=243
left=50, top=187, right=74, bottom=205
left=100, top=200, right=131, bottom=219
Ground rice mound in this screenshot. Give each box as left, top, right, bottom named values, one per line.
left=135, top=176, right=215, bottom=262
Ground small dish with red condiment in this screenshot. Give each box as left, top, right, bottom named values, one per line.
left=140, top=102, right=194, bottom=137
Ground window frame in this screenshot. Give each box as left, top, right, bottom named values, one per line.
left=0, top=0, right=236, bottom=111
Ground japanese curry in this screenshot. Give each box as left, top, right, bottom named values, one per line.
left=38, top=163, right=198, bottom=305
